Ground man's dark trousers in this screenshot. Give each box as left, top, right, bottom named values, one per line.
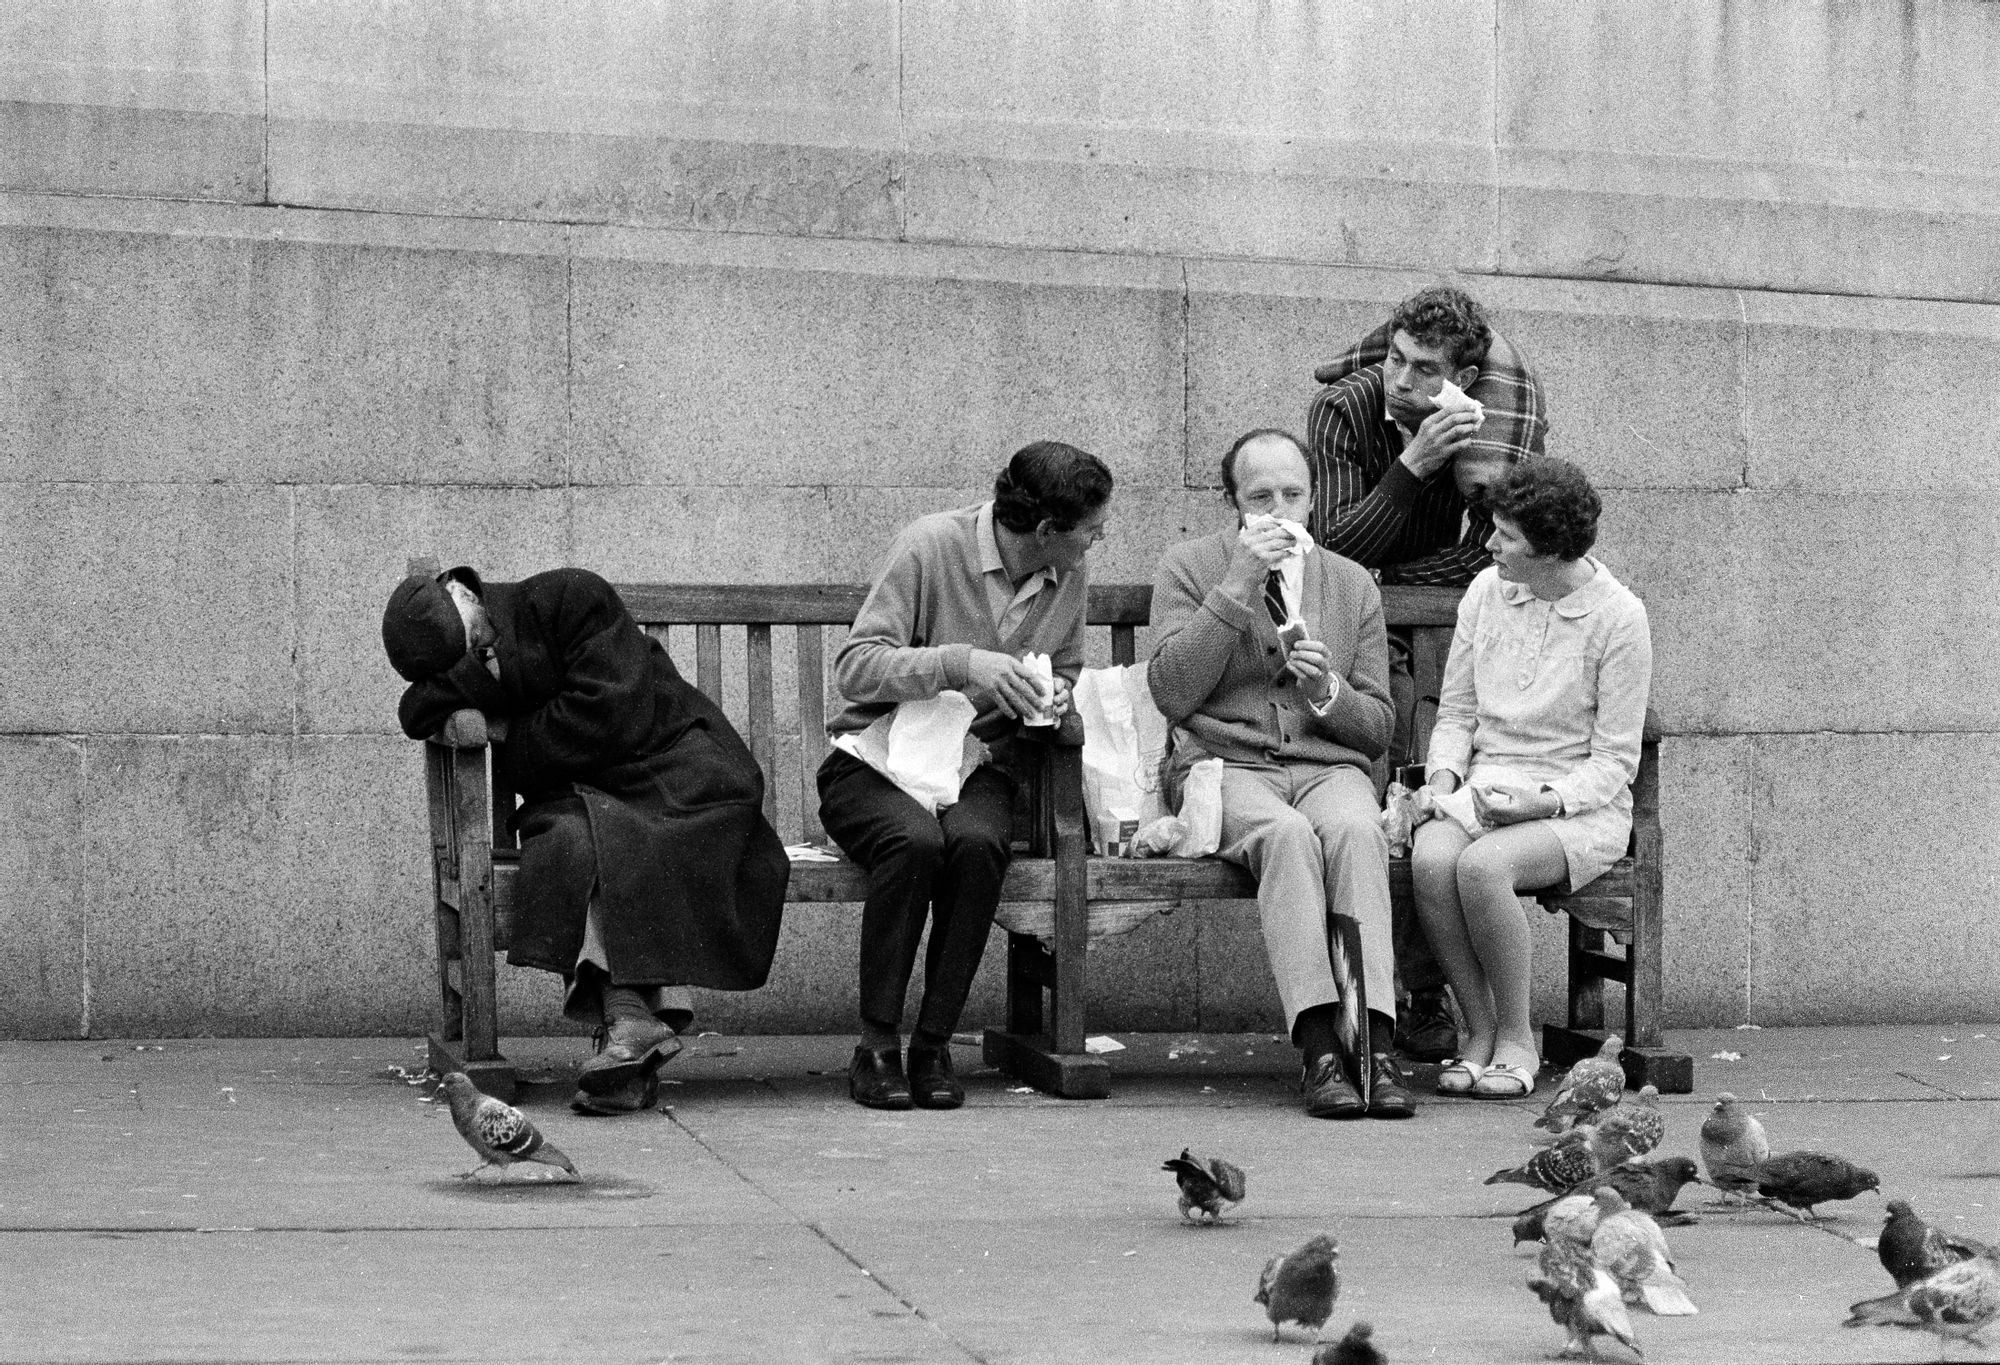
left=817, top=750, right=1015, bottom=1038
left=1387, top=630, right=1447, bottom=1000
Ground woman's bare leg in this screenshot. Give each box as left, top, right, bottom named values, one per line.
left=1411, top=820, right=1493, bottom=1065
left=1453, top=823, right=1568, bottom=1074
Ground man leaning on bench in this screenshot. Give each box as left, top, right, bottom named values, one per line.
left=384, top=284, right=1662, bottom=1119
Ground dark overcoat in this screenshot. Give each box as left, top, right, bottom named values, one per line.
left=399, top=569, right=787, bottom=989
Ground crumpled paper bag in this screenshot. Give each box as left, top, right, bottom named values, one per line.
left=1432, top=378, right=1487, bottom=428
left=831, top=692, right=986, bottom=814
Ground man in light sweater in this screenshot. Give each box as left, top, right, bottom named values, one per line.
left=1148, top=429, right=1410, bottom=1119
left=819, top=441, right=1114, bottom=1112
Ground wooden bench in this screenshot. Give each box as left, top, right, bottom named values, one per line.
left=420, top=583, right=1690, bottom=1101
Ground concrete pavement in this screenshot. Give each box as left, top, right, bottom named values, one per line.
left=4, top=1026, right=1997, bottom=1364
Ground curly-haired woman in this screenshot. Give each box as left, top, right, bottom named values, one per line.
left=1412, top=457, right=1652, bottom=1100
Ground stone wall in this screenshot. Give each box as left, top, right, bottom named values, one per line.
left=3, top=1, right=1995, bottom=1038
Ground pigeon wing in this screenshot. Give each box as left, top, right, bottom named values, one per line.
left=1209, top=1157, right=1247, bottom=1204
left=473, top=1095, right=543, bottom=1162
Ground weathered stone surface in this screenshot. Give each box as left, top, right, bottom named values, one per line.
left=1748, top=733, right=2000, bottom=1025
left=0, top=738, right=86, bottom=1038
left=1600, top=489, right=2000, bottom=736
left=1496, top=3, right=2000, bottom=301
left=77, top=736, right=439, bottom=1036
left=901, top=0, right=1497, bottom=269
left=1192, top=899, right=1286, bottom=1033
left=1657, top=735, right=1753, bottom=1027
left=293, top=485, right=573, bottom=736
left=1742, top=291, right=2000, bottom=492
left=0, top=484, right=293, bottom=735
left=568, top=243, right=1185, bottom=491
left=267, top=0, right=900, bottom=234
left=0, top=1, right=264, bottom=200
left=0, top=227, right=568, bottom=485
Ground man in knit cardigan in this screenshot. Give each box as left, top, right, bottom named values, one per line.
left=1148, top=430, right=1411, bottom=1120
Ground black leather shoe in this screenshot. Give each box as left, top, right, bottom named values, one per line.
left=1367, top=1053, right=1416, bottom=1119
left=1396, top=989, right=1458, bottom=1063
left=569, top=1073, right=661, bottom=1116
left=849, top=1045, right=914, bottom=1110
left=1302, top=1053, right=1366, bottom=1120
left=906, top=1045, right=965, bottom=1110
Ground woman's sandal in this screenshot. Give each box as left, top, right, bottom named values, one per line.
left=1435, top=1059, right=1486, bottom=1095
left=1470, top=1060, right=1537, bottom=1100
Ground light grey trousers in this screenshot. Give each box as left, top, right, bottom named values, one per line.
left=1214, top=760, right=1396, bottom=1034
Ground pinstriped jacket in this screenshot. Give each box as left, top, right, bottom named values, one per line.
left=1304, top=323, right=1548, bottom=587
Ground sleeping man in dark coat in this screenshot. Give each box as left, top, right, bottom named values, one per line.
left=382, top=565, right=789, bottom=1115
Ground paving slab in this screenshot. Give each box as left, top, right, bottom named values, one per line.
left=3, top=1030, right=1997, bottom=1364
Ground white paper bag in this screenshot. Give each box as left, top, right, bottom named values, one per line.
left=831, top=692, right=983, bottom=815
left=1074, top=663, right=1172, bottom=854
left=1169, top=756, right=1224, bottom=857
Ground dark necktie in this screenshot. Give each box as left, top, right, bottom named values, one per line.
left=1264, top=569, right=1288, bottom=629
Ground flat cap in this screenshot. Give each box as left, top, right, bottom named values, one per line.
left=382, top=573, right=466, bottom=682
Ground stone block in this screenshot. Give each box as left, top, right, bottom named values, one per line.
left=1657, top=735, right=1752, bottom=1027
left=901, top=0, right=1497, bottom=270
left=0, top=227, right=568, bottom=485
left=293, top=485, right=573, bottom=736
left=1193, top=899, right=1286, bottom=1033
left=1495, top=2, right=2000, bottom=302
left=567, top=244, right=1185, bottom=490
left=0, top=484, right=293, bottom=735
left=267, top=0, right=900, bottom=233
left=0, top=1, right=264, bottom=200
left=1742, top=292, right=2000, bottom=493
left=693, top=905, right=861, bottom=1035
left=0, top=738, right=86, bottom=1037
left=77, top=736, right=440, bottom=1036
left=1747, top=734, right=2000, bottom=1025
left=1077, top=907, right=1203, bottom=1035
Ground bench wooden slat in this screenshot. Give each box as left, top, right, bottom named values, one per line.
left=797, top=624, right=827, bottom=842
left=746, top=623, right=777, bottom=829
left=1111, top=625, right=1136, bottom=667
left=695, top=623, right=723, bottom=702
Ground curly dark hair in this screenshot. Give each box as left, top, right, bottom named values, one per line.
left=1489, top=457, right=1600, bottom=561
left=1218, top=428, right=1309, bottom=503
left=1388, top=286, right=1492, bottom=372
left=992, top=440, right=1114, bottom=533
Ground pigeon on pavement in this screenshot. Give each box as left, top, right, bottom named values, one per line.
left=1513, top=1156, right=1702, bottom=1244
left=440, top=1072, right=579, bottom=1181
left=1162, top=1148, right=1246, bottom=1223
left=1488, top=1130, right=1602, bottom=1193
left=1590, top=1187, right=1697, bottom=1316
left=1313, top=1321, right=1385, bottom=1365
left=1535, top=1034, right=1627, bottom=1134
left=1581, top=1086, right=1665, bottom=1163
left=1755, top=1151, right=1879, bottom=1221
left=1874, top=1199, right=1990, bottom=1289
left=1545, top=1193, right=1604, bottom=1248
left=1530, top=1233, right=1644, bottom=1360
left=1845, top=1248, right=2000, bottom=1347
left=1698, top=1093, right=1769, bottom=1204
left=1256, top=1234, right=1340, bottom=1342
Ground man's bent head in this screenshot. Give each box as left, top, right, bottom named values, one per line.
left=1382, top=286, right=1490, bottom=428
left=382, top=565, right=484, bottom=681
left=993, top=440, right=1115, bottom=574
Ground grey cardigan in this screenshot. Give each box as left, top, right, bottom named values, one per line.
left=1147, top=527, right=1393, bottom=773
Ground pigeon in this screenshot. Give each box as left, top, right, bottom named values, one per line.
left=1535, top=1034, right=1627, bottom=1133
left=439, top=1072, right=579, bottom=1181
left=1698, top=1093, right=1768, bottom=1204
left=1162, top=1148, right=1246, bottom=1223
left=1512, top=1157, right=1702, bottom=1244
left=1580, top=1086, right=1665, bottom=1163
left=1530, top=1233, right=1644, bottom=1360
left=1875, top=1199, right=1990, bottom=1289
left=1487, top=1129, right=1603, bottom=1193
left=1312, top=1321, right=1384, bottom=1365
left=1545, top=1193, right=1605, bottom=1248
left=1256, top=1234, right=1339, bottom=1342
left=1845, top=1248, right=2000, bottom=1347
left=1754, top=1150, right=1880, bottom=1221
left=1590, top=1187, right=1697, bottom=1316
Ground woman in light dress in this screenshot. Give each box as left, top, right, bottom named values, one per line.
left=1412, top=457, right=1652, bottom=1100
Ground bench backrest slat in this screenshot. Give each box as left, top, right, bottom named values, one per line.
left=745, top=623, right=778, bottom=828
left=797, top=624, right=829, bottom=842
left=695, top=623, right=724, bottom=703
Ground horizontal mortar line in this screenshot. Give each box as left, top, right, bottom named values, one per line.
left=13, top=728, right=2000, bottom=742
left=6, top=185, right=1992, bottom=312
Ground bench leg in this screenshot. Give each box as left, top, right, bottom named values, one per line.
left=1566, top=920, right=1607, bottom=1032
left=427, top=1034, right=518, bottom=1103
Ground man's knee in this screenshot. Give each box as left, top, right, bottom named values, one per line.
left=1312, top=804, right=1388, bottom=866
left=1242, top=804, right=1320, bottom=865
left=875, top=813, right=947, bottom=874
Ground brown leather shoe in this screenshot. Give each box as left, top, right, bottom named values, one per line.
left=577, top=1016, right=681, bottom=1096
left=1367, top=1053, right=1416, bottom=1119
left=906, top=1045, right=965, bottom=1110
left=1302, top=1053, right=1366, bottom=1120
left=849, top=1045, right=914, bottom=1111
